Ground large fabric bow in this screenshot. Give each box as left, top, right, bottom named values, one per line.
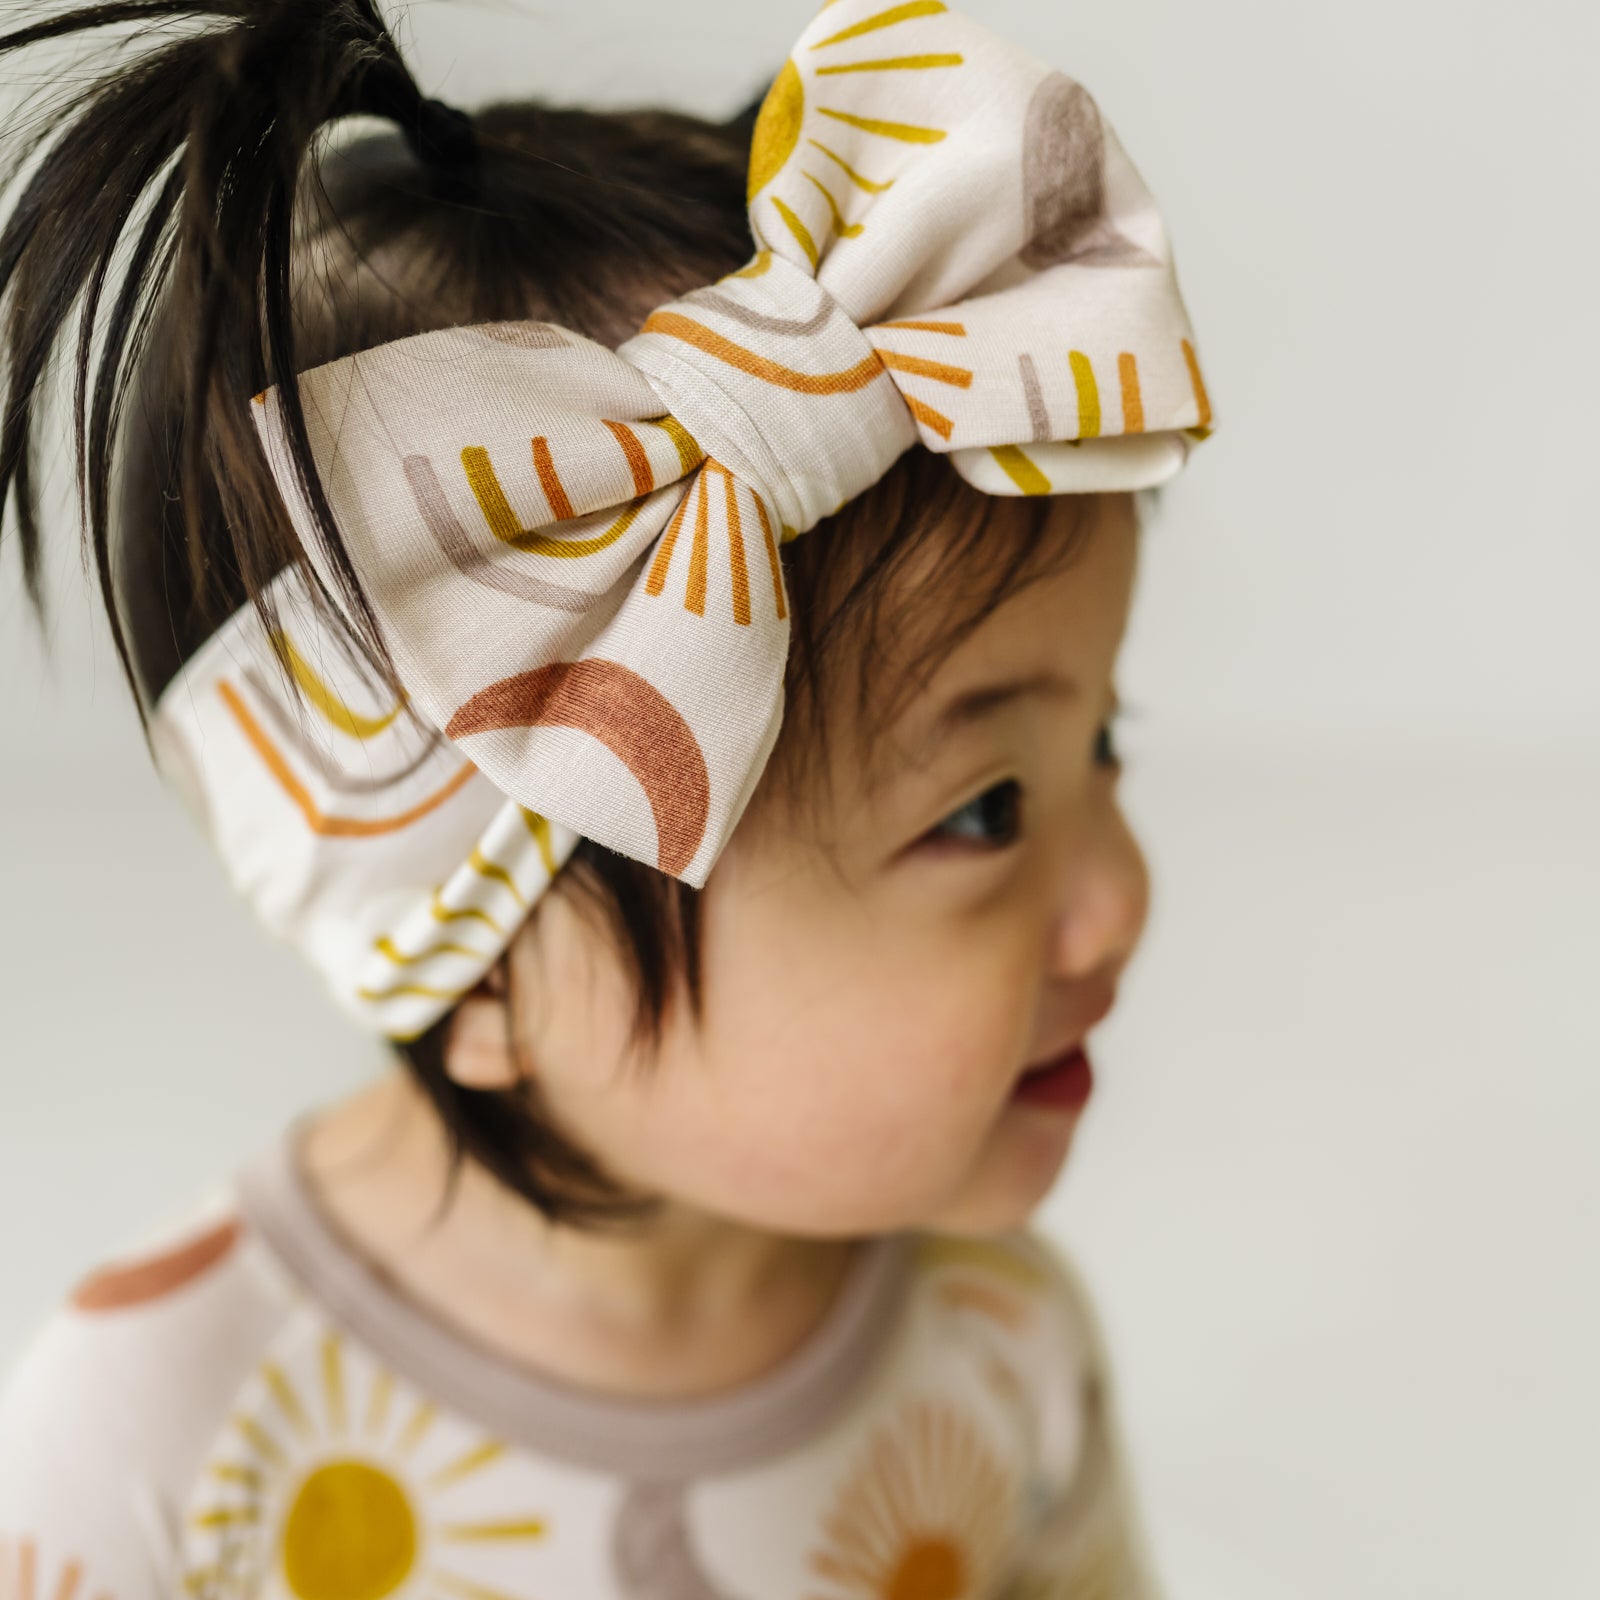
left=158, top=0, right=1214, bottom=1037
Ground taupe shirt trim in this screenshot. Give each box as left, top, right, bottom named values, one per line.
left=236, top=1116, right=916, bottom=1480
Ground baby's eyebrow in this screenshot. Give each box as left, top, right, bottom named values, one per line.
left=901, top=669, right=1081, bottom=767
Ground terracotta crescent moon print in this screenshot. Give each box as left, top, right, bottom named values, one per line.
left=445, top=661, right=711, bottom=877
left=1020, top=75, right=1158, bottom=271
left=70, top=1218, right=241, bottom=1312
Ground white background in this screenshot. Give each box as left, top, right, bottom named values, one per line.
left=2, top=1, right=1597, bottom=1596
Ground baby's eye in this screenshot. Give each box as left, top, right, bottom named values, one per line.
left=932, top=779, right=1024, bottom=848
left=1094, top=716, right=1122, bottom=772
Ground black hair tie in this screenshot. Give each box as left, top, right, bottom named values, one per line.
left=407, top=96, right=478, bottom=168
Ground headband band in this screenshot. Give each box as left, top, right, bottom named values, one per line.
left=154, top=0, right=1216, bottom=1039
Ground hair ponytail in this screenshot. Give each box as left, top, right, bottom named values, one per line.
left=0, top=0, right=459, bottom=711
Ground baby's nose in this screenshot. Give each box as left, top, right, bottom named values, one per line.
left=1049, top=808, right=1150, bottom=981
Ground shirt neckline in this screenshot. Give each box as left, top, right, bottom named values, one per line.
left=235, top=1112, right=915, bottom=1480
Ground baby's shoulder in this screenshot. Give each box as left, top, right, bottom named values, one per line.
left=898, top=1226, right=1113, bottom=1474
left=904, top=1225, right=1107, bottom=1359
left=896, top=1229, right=1158, bottom=1594
left=0, top=1180, right=300, bottom=1596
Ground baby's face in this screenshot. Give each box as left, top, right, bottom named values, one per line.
left=502, top=491, right=1147, bottom=1238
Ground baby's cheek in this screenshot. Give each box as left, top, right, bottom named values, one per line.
left=641, top=1017, right=971, bottom=1233
left=805, top=931, right=1032, bottom=1138
left=673, top=874, right=1040, bottom=1226
left=786, top=993, right=1019, bottom=1197
left=885, top=943, right=1035, bottom=1087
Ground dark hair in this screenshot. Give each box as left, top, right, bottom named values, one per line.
left=0, top=0, right=1098, bottom=1229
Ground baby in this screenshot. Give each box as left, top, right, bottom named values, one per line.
left=0, top=0, right=1213, bottom=1593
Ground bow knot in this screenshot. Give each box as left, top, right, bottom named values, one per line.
left=621, top=256, right=915, bottom=538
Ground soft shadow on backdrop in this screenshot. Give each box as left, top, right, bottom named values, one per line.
left=2, top=3, right=1596, bottom=1597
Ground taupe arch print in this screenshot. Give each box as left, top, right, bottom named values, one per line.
left=611, top=1480, right=744, bottom=1600
left=688, top=283, right=842, bottom=338
left=1020, top=75, right=1158, bottom=271
left=242, top=664, right=448, bottom=796
left=1019, top=352, right=1051, bottom=441
left=403, top=455, right=596, bottom=613
left=468, top=321, right=574, bottom=350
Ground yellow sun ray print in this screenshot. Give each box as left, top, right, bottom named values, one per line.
left=807, top=1399, right=1019, bottom=1600
left=182, top=1330, right=550, bottom=1600
left=748, top=2, right=966, bottom=268
left=268, top=629, right=407, bottom=741
left=353, top=809, right=567, bottom=1030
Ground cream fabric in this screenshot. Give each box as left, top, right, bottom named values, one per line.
left=0, top=1119, right=1161, bottom=1599
left=153, top=0, right=1214, bottom=1036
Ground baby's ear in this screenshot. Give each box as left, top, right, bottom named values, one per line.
left=443, top=971, right=522, bottom=1091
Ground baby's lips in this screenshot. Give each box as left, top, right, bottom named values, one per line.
left=1021, top=985, right=1119, bottom=1073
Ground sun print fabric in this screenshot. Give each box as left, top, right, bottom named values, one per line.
left=0, top=1121, right=1160, bottom=1600
left=151, top=568, right=581, bottom=1042
left=150, top=0, right=1214, bottom=1037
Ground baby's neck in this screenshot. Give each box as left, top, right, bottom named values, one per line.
left=295, top=1068, right=861, bottom=1401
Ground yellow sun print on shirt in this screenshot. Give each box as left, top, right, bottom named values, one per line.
left=184, top=1330, right=549, bottom=1600
left=748, top=2, right=965, bottom=270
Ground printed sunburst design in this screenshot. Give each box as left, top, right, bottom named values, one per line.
left=807, top=1399, right=1018, bottom=1600
left=183, top=1329, right=549, bottom=1600
left=748, top=1, right=966, bottom=269
left=0, top=1534, right=115, bottom=1600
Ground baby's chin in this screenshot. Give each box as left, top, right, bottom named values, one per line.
left=627, top=1096, right=1083, bottom=1242
left=915, top=1101, right=1085, bottom=1238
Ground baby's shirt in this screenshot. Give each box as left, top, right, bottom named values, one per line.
left=0, top=1118, right=1159, bottom=1599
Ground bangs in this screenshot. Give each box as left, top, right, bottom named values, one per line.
left=774, top=448, right=1105, bottom=808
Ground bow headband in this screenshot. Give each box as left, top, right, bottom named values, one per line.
left=153, top=0, right=1215, bottom=1039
